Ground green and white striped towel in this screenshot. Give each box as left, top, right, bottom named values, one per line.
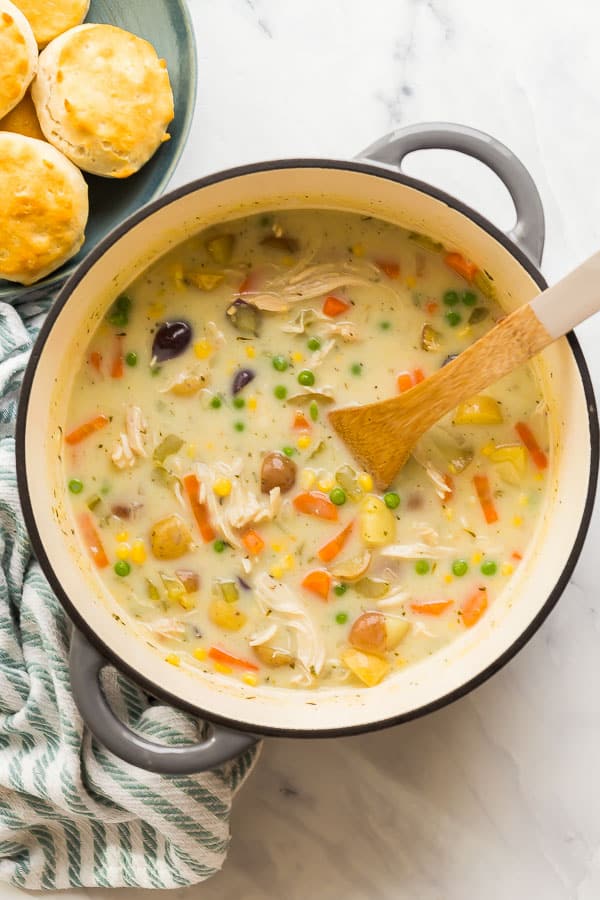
left=0, top=297, right=261, bottom=890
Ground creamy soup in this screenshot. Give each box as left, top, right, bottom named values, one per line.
left=64, top=210, right=550, bottom=690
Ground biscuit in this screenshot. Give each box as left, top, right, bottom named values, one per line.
left=0, top=133, right=88, bottom=285
left=32, top=24, right=174, bottom=178
left=11, top=0, right=89, bottom=47
left=0, top=0, right=37, bottom=120
left=0, top=87, right=45, bottom=140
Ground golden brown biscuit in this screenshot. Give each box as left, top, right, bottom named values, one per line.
left=0, top=87, right=44, bottom=140
left=11, top=0, right=89, bottom=47
left=0, top=133, right=88, bottom=285
left=32, top=24, right=174, bottom=178
left=0, top=0, right=37, bottom=119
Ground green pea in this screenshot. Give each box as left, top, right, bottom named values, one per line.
left=481, top=560, right=498, bottom=576
left=150, top=366, right=162, bottom=376
left=452, top=559, right=468, bottom=577
left=334, top=583, right=348, bottom=596
left=68, top=478, right=83, bottom=494
left=329, top=487, right=346, bottom=506
left=445, top=311, right=462, bottom=327
left=415, top=560, right=430, bottom=575
left=379, top=320, right=391, bottom=330
left=443, top=290, right=459, bottom=306
left=234, top=421, right=245, bottom=432
left=272, top=355, right=288, bottom=372
left=335, top=611, right=348, bottom=624
left=462, top=290, right=477, bottom=306
left=298, top=370, right=315, bottom=387
left=125, top=351, right=138, bottom=367
left=213, top=540, right=226, bottom=553
left=350, top=362, right=363, bottom=376
left=210, top=395, right=222, bottom=409
left=282, top=446, right=295, bottom=457
left=384, top=491, right=400, bottom=509
left=233, top=396, right=245, bottom=409
left=309, top=401, right=319, bottom=422
left=307, top=337, right=321, bottom=351
left=274, top=385, right=287, bottom=400
left=114, top=560, right=131, bottom=577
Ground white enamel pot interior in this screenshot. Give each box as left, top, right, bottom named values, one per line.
left=16, top=126, right=599, bottom=768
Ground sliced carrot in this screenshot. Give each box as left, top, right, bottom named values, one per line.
left=515, top=421, right=548, bottom=470
left=461, top=587, right=488, bottom=628
left=441, top=474, right=454, bottom=503
left=322, top=295, right=351, bottom=318
left=182, top=473, right=216, bottom=542
left=511, top=551, right=523, bottom=561
left=376, top=260, right=401, bottom=280
left=318, top=520, right=353, bottom=563
left=411, top=600, right=453, bottom=616
left=292, top=411, right=311, bottom=431
left=473, top=473, right=498, bottom=524
left=301, top=569, right=332, bottom=601
left=444, top=252, right=478, bottom=282
left=413, top=368, right=425, bottom=384
left=77, top=512, right=109, bottom=568
left=424, top=300, right=439, bottom=316
left=65, top=414, right=109, bottom=445
left=396, top=368, right=425, bottom=393
left=89, top=351, right=103, bottom=373
left=111, top=336, right=124, bottom=379
left=242, top=529, right=265, bottom=556
left=208, top=646, right=259, bottom=671
left=293, top=491, right=339, bottom=521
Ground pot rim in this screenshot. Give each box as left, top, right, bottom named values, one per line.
left=16, top=157, right=600, bottom=738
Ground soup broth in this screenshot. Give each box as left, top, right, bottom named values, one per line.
left=64, top=210, right=550, bottom=690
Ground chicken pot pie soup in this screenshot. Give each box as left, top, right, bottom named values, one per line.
left=64, top=209, right=550, bottom=690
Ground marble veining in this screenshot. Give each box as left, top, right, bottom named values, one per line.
left=7, top=1, right=600, bottom=897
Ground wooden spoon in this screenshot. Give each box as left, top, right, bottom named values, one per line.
left=329, top=249, right=600, bottom=490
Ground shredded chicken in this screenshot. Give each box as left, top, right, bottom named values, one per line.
left=253, top=573, right=325, bottom=681
left=322, top=320, right=361, bottom=342
left=376, top=590, right=411, bottom=610
left=111, top=405, right=147, bottom=469
left=206, top=320, right=225, bottom=348
left=381, top=542, right=455, bottom=560
left=413, top=523, right=439, bottom=546
left=280, top=308, right=328, bottom=334
left=146, top=618, right=186, bottom=640
left=310, top=338, right=335, bottom=367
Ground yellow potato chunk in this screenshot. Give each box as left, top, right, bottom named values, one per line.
left=341, top=648, right=390, bottom=687
left=209, top=596, right=247, bottom=631
left=150, top=515, right=193, bottom=560
left=359, top=495, right=397, bottom=548
left=254, top=643, right=293, bottom=667
left=454, top=395, right=503, bottom=425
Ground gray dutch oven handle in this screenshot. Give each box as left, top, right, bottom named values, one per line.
left=359, top=122, right=545, bottom=266
left=70, top=628, right=258, bottom=774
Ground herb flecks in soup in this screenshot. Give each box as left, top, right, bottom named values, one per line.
left=64, top=210, right=549, bottom=689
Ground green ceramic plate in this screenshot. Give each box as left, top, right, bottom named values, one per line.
left=1, top=0, right=197, bottom=303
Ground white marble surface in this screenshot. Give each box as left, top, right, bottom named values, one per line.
left=11, top=0, right=600, bottom=897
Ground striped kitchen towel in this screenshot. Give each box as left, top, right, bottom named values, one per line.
left=0, top=298, right=261, bottom=890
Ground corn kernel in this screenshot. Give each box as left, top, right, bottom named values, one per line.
left=213, top=478, right=232, bottom=498
left=245, top=345, right=256, bottom=359
left=501, top=563, right=514, bottom=576
left=297, top=435, right=311, bottom=450
left=213, top=662, right=232, bottom=675
left=131, top=540, right=146, bottom=564
left=148, top=302, right=165, bottom=319
left=405, top=275, right=417, bottom=289
left=269, top=565, right=284, bottom=579
left=472, top=551, right=483, bottom=564
left=116, top=530, right=129, bottom=542
left=186, top=443, right=197, bottom=458
left=283, top=554, right=295, bottom=571
left=512, top=516, right=523, bottom=527
left=193, top=647, right=208, bottom=662
left=317, top=476, right=334, bottom=492
left=444, top=574, right=453, bottom=584
left=351, top=243, right=364, bottom=257
left=171, top=263, right=185, bottom=289
left=178, top=596, right=196, bottom=611
left=247, top=396, right=257, bottom=410
left=165, top=653, right=180, bottom=667
left=194, top=340, right=213, bottom=360
left=116, top=542, right=130, bottom=560
left=458, top=326, right=472, bottom=338
left=270, top=541, right=283, bottom=553
left=481, top=442, right=496, bottom=457
left=518, top=493, right=529, bottom=506
left=291, top=351, right=304, bottom=364
left=242, top=672, right=259, bottom=686
left=357, top=472, right=373, bottom=491
left=300, top=468, right=316, bottom=489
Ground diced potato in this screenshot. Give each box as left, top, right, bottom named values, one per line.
left=150, top=515, right=193, bottom=559
left=254, top=643, right=293, bottom=667
left=359, top=495, right=397, bottom=548
left=185, top=272, right=224, bottom=291
left=454, top=395, right=503, bottom=425
left=330, top=550, right=372, bottom=581
left=167, top=372, right=207, bottom=397
left=208, top=596, right=247, bottom=631
left=341, top=648, right=390, bottom=687
left=383, top=615, right=410, bottom=649
left=206, top=234, right=235, bottom=264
